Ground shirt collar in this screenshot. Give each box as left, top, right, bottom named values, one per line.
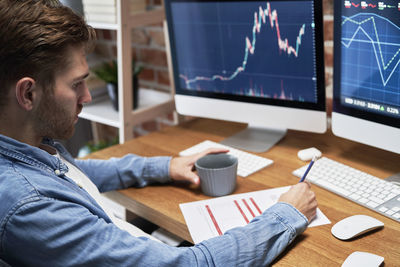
left=0, top=134, right=68, bottom=176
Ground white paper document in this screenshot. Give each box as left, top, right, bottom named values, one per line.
left=180, top=186, right=330, bottom=244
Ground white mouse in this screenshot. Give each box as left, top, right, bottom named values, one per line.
left=331, top=215, right=384, bottom=240
left=341, top=251, right=384, bottom=267
left=297, top=147, right=322, bottom=161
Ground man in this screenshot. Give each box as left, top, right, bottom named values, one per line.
left=0, top=0, right=317, bottom=266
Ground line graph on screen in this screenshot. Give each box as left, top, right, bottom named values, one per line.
left=180, top=2, right=305, bottom=86
left=342, top=14, right=400, bottom=86
left=340, top=11, right=400, bottom=106
left=172, top=1, right=318, bottom=102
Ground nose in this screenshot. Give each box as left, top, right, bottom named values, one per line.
left=80, top=81, right=92, bottom=104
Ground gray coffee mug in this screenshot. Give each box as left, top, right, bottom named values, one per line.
left=195, top=153, right=238, bottom=197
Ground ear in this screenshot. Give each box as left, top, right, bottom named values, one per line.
left=15, top=77, right=39, bottom=111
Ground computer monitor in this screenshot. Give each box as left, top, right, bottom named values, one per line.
left=164, top=0, right=326, bottom=152
left=332, top=0, right=400, bottom=154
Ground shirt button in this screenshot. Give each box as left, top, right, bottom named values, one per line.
left=55, top=169, right=61, bottom=175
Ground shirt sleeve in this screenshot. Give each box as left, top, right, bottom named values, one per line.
left=194, top=202, right=308, bottom=266
left=74, top=154, right=172, bottom=192
left=2, top=198, right=307, bottom=267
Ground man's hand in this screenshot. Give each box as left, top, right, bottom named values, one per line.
left=278, top=182, right=317, bottom=222
left=169, top=148, right=229, bottom=185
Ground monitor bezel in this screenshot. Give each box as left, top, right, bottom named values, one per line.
left=332, top=0, right=400, bottom=129
left=164, top=0, right=326, bottom=112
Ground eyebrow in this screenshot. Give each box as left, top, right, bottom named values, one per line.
left=73, top=72, right=90, bottom=82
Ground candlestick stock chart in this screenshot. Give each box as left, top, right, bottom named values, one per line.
left=171, top=1, right=319, bottom=103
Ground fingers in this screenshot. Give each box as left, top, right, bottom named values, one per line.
left=169, top=147, right=228, bottom=186
left=199, top=147, right=229, bottom=157
left=278, top=182, right=318, bottom=223
left=187, top=172, right=200, bottom=185
left=188, top=147, right=229, bottom=164
left=169, top=156, right=202, bottom=185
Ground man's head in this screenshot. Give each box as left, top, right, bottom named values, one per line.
left=0, top=0, right=96, bottom=141
left=33, top=45, right=92, bottom=140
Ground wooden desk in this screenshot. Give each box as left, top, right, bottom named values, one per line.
left=89, top=118, right=400, bottom=266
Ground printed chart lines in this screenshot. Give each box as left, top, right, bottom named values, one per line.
left=205, top=205, right=222, bottom=235
left=205, top=197, right=263, bottom=236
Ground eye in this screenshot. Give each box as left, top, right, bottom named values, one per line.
left=72, top=81, right=83, bottom=89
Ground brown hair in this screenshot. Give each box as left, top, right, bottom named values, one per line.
left=0, top=0, right=96, bottom=107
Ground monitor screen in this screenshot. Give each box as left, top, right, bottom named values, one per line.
left=332, top=0, right=400, bottom=154
left=165, top=0, right=326, bottom=151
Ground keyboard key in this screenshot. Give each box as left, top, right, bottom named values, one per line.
left=349, top=193, right=361, bottom=200
left=369, top=196, right=385, bottom=204
left=379, top=206, right=388, bottom=212
left=393, top=188, right=400, bottom=194
left=386, top=210, right=395, bottom=215
left=386, top=193, right=397, bottom=201
left=367, top=201, right=379, bottom=208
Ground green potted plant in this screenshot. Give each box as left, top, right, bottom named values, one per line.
left=93, top=59, right=142, bottom=111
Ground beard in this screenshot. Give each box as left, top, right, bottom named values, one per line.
left=33, top=92, right=81, bottom=140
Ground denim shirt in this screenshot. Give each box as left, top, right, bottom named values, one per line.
left=0, top=134, right=308, bottom=266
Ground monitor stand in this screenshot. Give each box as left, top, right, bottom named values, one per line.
left=220, top=125, right=287, bottom=153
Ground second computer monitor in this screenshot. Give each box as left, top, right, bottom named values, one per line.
left=165, top=0, right=326, bottom=152
left=332, top=0, right=400, bottom=154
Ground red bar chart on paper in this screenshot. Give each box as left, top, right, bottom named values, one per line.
left=180, top=186, right=330, bottom=243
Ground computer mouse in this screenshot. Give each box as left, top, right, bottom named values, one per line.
left=331, top=215, right=384, bottom=240
left=341, top=251, right=384, bottom=267
left=297, top=147, right=322, bottom=161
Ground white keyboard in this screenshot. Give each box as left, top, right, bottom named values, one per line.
left=293, top=157, right=400, bottom=223
left=179, top=140, right=273, bottom=177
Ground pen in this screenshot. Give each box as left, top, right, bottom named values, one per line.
left=299, top=156, right=316, bottom=183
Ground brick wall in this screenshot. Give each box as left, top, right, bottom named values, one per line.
left=93, top=0, right=335, bottom=137
left=323, top=0, right=334, bottom=100
left=94, top=26, right=171, bottom=92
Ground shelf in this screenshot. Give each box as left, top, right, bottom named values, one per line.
left=79, top=96, right=119, bottom=127
left=88, top=22, right=118, bottom=30
left=80, top=88, right=173, bottom=128
left=84, top=2, right=173, bottom=142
